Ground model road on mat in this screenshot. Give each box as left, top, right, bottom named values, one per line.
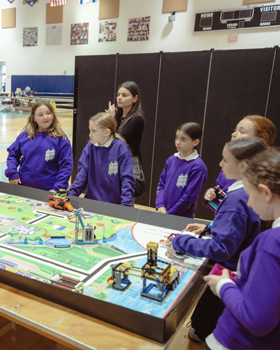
left=0, top=192, right=205, bottom=318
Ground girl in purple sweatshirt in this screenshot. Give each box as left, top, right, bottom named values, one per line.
left=204, top=148, right=280, bottom=350
left=155, top=122, right=207, bottom=218
left=5, top=100, right=72, bottom=191
left=205, top=115, right=276, bottom=202
left=169, top=137, right=267, bottom=342
left=69, top=112, right=135, bottom=207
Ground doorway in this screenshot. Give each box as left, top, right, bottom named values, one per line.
left=0, top=62, right=6, bottom=92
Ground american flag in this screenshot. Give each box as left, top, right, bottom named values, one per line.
left=50, top=0, right=67, bottom=7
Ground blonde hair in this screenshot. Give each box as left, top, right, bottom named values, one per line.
left=89, top=112, right=126, bottom=142
left=24, top=100, right=66, bottom=139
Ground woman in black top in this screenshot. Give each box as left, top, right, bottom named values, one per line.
left=107, top=81, right=145, bottom=196
left=107, top=81, right=145, bottom=157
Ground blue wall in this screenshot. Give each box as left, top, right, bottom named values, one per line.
left=11, top=75, right=74, bottom=94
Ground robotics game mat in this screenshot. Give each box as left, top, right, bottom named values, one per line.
left=0, top=189, right=208, bottom=342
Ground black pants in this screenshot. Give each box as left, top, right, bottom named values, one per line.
left=191, top=286, right=225, bottom=341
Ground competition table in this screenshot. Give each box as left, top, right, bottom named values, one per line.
left=4, top=95, right=73, bottom=112
left=0, top=282, right=208, bottom=350
left=0, top=182, right=211, bottom=349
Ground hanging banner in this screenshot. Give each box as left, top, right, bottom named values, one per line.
left=80, top=0, right=95, bottom=4
left=194, top=4, right=280, bottom=31
left=24, top=0, right=39, bottom=6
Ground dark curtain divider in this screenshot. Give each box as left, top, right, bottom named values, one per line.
left=73, top=55, right=117, bottom=176
left=73, top=47, right=280, bottom=220
left=265, top=47, right=280, bottom=146
left=198, top=47, right=275, bottom=219
left=151, top=51, right=211, bottom=210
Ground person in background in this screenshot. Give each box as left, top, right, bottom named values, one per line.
left=205, top=115, right=276, bottom=202
left=106, top=81, right=145, bottom=197
left=204, top=148, right=280, bottom=350
left=69, top=112, right=135, bottom=207
left=166, top=137, right=268, bottom=343
left=155, top=122, right=207, bottom=218
left=5, top=100, right=72, bottom=192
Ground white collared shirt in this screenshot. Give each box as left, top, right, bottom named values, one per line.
left=94, top=136, right=114, bottom=148
left=272, top=216, right=280, bottom=228
left=174, top=149, right=199, bottom=161
left=206, top=333, right=230, bottom=350
left=227, top=180, right=243, bottom=193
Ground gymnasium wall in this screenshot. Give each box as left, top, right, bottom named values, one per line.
left=73, top=47, right=280, bottom=220
left=1, top=0, right=280, bottom=93
left=11, top=75, right=74, bottom=94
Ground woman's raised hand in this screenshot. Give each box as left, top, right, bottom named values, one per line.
left=105, top=101, right=117, bottom=118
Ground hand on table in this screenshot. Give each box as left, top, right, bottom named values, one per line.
left=157, top=207, right=167, bottom=214
left=183, top=223, right=206, bottom=234
left=165, top=244, right=175, bottom=259
left=9, top=179, right=21, bottom=185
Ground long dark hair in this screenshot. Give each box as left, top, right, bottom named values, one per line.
left=115, top=81, right=143, bottom=131
left=177, top=122, right=202, bottom=152
left=177, top=122, right=202, bottom=141
left=225, top=137, right=268, bottom=163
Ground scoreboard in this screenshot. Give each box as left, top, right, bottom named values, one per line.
left=194, top=4, right=280, bottom=32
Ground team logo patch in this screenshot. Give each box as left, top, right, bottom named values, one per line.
left=45, top=149, right=55, bottom=161
left=176, top=174, right=188, bottom=188
left=108, top=161, right=118, bottom=175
